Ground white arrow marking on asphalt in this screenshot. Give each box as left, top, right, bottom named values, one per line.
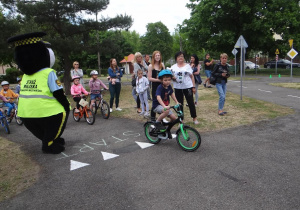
left=101, top=151, right=119, bottom=160
left=287, top=95, right=300, bottom=99
left=135, top=141, right=154, bottom=149
left=70, top=160, right=90, bottom=171
left=258, top=89, right=272, bottom=93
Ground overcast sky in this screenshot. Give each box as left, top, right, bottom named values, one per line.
left=99, top=0, right=191, bottom=35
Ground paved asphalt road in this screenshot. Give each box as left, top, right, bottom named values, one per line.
left=0, top=76, right=299, bottom=210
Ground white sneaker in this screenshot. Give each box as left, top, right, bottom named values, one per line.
left=110, top=108, right=113, bottom=113
left=144, top=112, right=150, bottom=118
left=116, top=107, right=122, bottom=111
left=139, top=112, right=145, bottom=116
left=193, top=120, right=199, bottom=125
left=162, top=118, right=169, bottom=123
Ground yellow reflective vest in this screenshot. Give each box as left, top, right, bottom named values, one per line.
left=18, top=68, right=65, bottom=118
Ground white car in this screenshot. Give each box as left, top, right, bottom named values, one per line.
left=245, top=61, right=259, bottom=69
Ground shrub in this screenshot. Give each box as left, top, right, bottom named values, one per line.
left=86, top=69, right=94, bottom=76
left=2, top=68, right=23, bottom=84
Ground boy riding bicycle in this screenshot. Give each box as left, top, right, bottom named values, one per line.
left=152, top=69, right=179, bottom=131
left=89, top=70, right=108, bottom=110
left=0, top=81, right=19, bottom=119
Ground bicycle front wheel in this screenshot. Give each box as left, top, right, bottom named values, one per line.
left=144, top=122, right=161, bottom=144
left=15, top=111, right=23, bottom=125
left=2, top=118, right=10, bottom=134
left=85, top=109, right=95, bottom=125
left=72, top=108, right=81, bottom=122
left=101, top=101, right=110, bottom=119
left=4, top=110, right=12, bottom=123
left=176, top=125, right=201, bottom=152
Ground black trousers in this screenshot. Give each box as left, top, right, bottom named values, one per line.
left=73, top=97, right=81, bottom=109
left=22, top=111, right=69, bottom=146
left=174, top=88, right=197, bottom=119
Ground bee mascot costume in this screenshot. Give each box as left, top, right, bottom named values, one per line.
left=7, top=32, right=70, bottom=154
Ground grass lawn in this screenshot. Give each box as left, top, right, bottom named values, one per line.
left=269, top=83, right=300, bottom=90
left=0, top=137, right=40, bottom=202
left=75, top=83, right=294, bottom=133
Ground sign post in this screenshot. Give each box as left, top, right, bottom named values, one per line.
left=124, top=56, right=128, bottom=74
left=232, top=48, right=238, bottom=77
left=235, top=35, right=248, bottom=100
left=275, top=49, right=279, bottom=75
left=255, top=55, right=258, bottom=75
left=287, top=48, right=298, bottom=78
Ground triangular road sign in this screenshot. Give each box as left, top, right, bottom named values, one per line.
left=235, top=35, right=248, bottom=48
left=101, top=151, right=119, bottom=160
left=135, top=141, right=154, bottom=149
left=70, top=160, right=90, bottom=171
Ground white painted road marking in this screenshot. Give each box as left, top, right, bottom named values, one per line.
left=287, top=95, right=300, bottom=99
left=135, top=141, right=154, bottom=149
left=70, top=160, right=90, bottom=171
left=101, top=151, right=119, bottom=160
left=258, top=89, right=272, bottom=93
left=238, top=86, right=248, bottom=88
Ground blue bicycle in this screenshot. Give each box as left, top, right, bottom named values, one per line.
left=0, top=109, right=10, bottom=134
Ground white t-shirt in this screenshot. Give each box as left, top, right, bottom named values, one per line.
left=171, top=63, right=193, bottom=89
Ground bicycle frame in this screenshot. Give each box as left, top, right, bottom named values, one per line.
left=91, top=89, right=106, bottom=110
left=155, top=105, right=188, bottom=140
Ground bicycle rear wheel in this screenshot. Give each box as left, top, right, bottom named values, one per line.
left=85, top=109, right=95, bottom=125
left=176, top=125, right=201, bottom=152
left=2, top=118, right=10, bottom=134
left=72, top=108, right=81, bottom=122
left=101, top=101, right=110, bottom=119
left=144, top=122, right=161, bottom=144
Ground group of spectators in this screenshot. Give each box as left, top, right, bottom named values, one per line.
left=69, top=51, right=230, bottom=124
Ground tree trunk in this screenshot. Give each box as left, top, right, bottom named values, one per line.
left=63, top=54, right=72, bottom=95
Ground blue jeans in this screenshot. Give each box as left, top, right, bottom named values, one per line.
left=216, top=80, right=227, bottom=111
left=205, top=70, right=211, bottom=78
left=4, top=102, right=15, bottom=116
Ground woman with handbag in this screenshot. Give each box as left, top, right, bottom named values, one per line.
left=171, top=51, right=199, bottom=124
left=132, top=52, right=148, bottom=113
left=190, top=54, right=202, bottom=107
left=211, top=53, right=230, bottom=116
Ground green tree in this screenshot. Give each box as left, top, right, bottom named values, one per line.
left=140, top=21, right=173, bottom=61
left=0, top=7, right=20, bottom=66
left=1, top=0, right=132, bottom=94
left=181, top=0, right=300, bottom=59
left=121, top=30, right=141, bottom=53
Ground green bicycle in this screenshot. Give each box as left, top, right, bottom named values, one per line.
left=144, top=104, right=201, bottom=152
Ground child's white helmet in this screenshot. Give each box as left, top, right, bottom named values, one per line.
left=90, top=70, right=98, bottom=75
left=1, top=81, right=9, bottom=86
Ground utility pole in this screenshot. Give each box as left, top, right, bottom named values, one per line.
left=96, top=11, right=101, bottom=75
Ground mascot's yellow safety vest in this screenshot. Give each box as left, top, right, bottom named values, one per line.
left=18, top=68, right=65, bottom=118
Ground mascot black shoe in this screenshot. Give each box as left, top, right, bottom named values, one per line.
left=7, top=32, right=70, bottom=154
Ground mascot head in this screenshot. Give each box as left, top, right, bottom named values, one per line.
left=7, top=32, right=55, bottom=75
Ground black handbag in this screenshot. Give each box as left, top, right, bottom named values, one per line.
left=132, top=77, right=137, bottom=87
left=209, top=75, right=217, bottom=85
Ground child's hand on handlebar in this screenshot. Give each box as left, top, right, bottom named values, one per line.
left=163, top=105, right=170, bottom=111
